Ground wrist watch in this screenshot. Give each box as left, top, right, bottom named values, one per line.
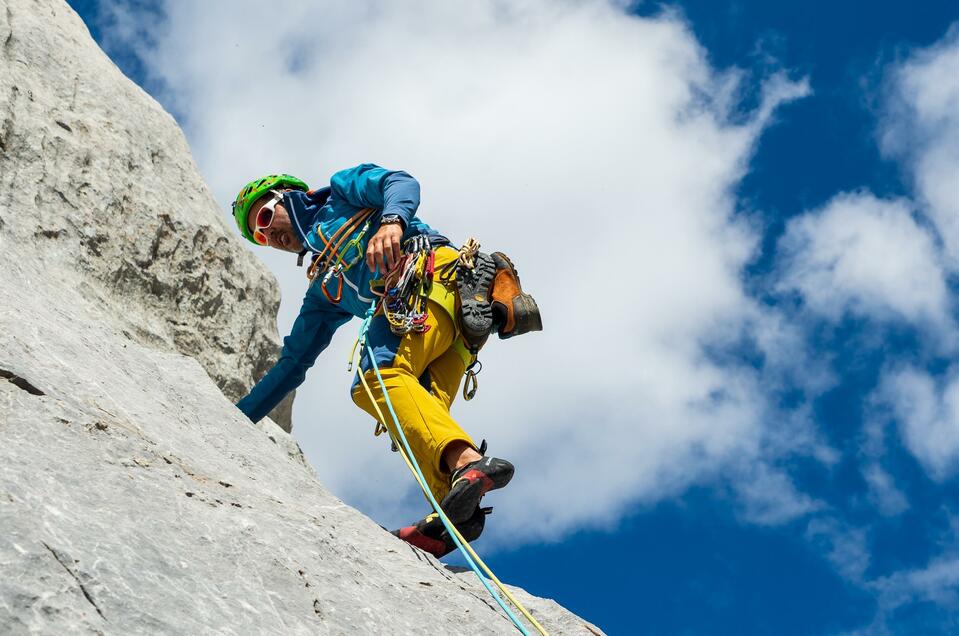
left=380, top=214, right=403, bottom=226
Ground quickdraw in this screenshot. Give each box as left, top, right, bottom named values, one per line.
left=374, top=235, right=437, bottom=336
left=336, top=219, right=372, bottom=269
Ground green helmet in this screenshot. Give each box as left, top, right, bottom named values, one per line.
left=232, top=174, right=310, bottom=244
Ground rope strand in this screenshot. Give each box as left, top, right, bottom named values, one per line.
left=352, top=308, right=549, bottom=635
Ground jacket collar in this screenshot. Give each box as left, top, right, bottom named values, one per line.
left=284, top=187, right=331, bottom=252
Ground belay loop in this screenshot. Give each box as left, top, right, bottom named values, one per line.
left=463, top=359, right=482, bottom=401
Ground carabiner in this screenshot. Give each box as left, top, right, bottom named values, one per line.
left=463, top=360, right=482, bottom=401
left=321, top=267, right=344, bottom=304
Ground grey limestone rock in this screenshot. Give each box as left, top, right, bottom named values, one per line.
left=0, top=0, right=603, bottom=634
left=0, top=0, right=293, bottom=430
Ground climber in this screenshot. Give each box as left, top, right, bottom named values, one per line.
left=231, top=165, right=542, bottom=557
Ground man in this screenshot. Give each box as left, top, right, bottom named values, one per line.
left=232, top=164, right=541, bottom=557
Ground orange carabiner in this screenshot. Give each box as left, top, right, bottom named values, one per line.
left=321, top=269, right=344, bottom=304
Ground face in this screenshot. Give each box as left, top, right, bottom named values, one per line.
left=248, top=192, right=301, bottom=253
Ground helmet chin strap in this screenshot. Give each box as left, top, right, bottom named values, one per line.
left=296, top=249, right=308, bottom=267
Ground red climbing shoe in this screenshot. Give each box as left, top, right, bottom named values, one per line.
left=441, top=456, right=514, bottom=524
left=392, top=507, right=490, bottom=558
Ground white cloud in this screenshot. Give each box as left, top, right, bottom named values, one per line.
left=103, top=0, right=814, bottom=539
left=853, top=511, right=959, bottom=635
left=806, top=517, right=871, bottom=582
left=777, top=192, right=950, bottom=328
left=850, top=513, right=959, bottom=634
left=872, top=555, right=959, bottom=627
left=776, top=27, right=959, bottom=508
left=878, top=367, right=959, bottom=481
left=733, top=462, right=824, bottom=525
left=863, top=463, right=909, bottom=517
left=774, top=29, right=959, bottom=341
left=772, top=29, right=959, bottom=630
left=882, top=26, right=959, bottom=269
left=860, top=410, right=910, bottom=517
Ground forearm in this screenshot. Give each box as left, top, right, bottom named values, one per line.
left=236, top=358, right=308, bottom=423
left=381, top=171, right=420, bottom=228
left=236, top=292, right=350, bottom=424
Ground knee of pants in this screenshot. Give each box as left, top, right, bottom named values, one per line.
left=351, top=371, right=375, bottom=409
left=350, top=368, right=409, bottom=414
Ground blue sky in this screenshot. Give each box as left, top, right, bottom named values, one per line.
left=69, top=1, right=959, bottom=633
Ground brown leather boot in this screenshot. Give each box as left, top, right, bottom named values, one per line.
left=490, top=252, right=543, bottom=339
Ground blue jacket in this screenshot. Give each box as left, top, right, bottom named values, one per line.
left=236, top=164, right=447, bottom=423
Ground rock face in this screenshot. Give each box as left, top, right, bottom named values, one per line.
left=0, top=1, right=603, bottom=634
left=0, top=0, right=293, bottom=429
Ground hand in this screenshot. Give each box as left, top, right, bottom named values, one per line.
left=366, top=223, right=404, bottom=274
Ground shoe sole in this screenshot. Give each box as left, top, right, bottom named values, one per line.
left=393, top=508, right=489, bottom=558
left=442, top=461, right=514, bottom=524
left=457, top=252, right=496, bottom=341
left=435, top=508, right=487, bottom=556
left=393, top=526, right=448, bottom=557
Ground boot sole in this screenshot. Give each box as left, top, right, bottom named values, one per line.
left=457, top=252, right=496, bottom=341
left=442, top=463, right=514, bottom=524
left=393, top=526, right=448, bottom=558
left=393, top=507, right=488, bottom=558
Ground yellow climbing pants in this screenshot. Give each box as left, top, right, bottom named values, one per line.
left=351, top=249, right=476, bottom=502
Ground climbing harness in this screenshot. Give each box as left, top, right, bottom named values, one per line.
left=364, top=236, right=486, bottom=401
left=351, top=306, right=549, bottom=636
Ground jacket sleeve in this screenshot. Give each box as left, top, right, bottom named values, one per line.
left=329, top=163, right=421, bottom=228
left=236, top=290, right=352, bottom=423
